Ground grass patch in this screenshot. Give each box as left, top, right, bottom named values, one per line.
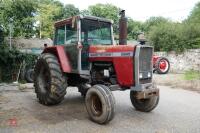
left=184, top=70, right=200, bottom=80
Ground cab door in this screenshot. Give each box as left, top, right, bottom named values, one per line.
left=55, top=24, right=79, bottom=72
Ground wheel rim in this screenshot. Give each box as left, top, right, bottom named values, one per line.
left=38, top=65, right=50, bottom=93
left=90, top=93, right=102, bottom=116
left=159, top=59, right=169, bottom=72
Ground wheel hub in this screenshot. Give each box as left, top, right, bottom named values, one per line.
left=159, top=60, right=168, bottom=72
left=91, top=94, right=102, bottom=116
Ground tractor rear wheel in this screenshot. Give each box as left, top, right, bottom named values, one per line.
left=34, top=53, right=67, bottom=105
left=130, top=91, right=159, bottom=112
left=85, top=85, right=115, bottom=124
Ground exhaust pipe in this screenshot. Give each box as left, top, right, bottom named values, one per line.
left=119, top=10, right=127, bottom=45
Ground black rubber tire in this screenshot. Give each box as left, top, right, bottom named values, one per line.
left=25, top=68, right=34, bottom=83
left=156, top=57, right=170, bottom=74
left=85, top=85, right=115, bottom=124
left=34, top=53, right=68, bottom=105
left=130, top=91, right=159, bottom=112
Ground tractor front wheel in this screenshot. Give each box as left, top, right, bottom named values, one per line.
left=130, top=91, right=159, bottom=112
left=85, top=85, right=115, bottom=124
left=34, top=53, right=68, bottom=105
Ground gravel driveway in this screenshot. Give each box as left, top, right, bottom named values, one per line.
left=0, top=84, right=200, bottom=133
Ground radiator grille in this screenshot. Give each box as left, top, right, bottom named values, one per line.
left=139, top=47, right=153, bottom=84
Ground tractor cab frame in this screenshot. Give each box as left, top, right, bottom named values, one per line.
left=53, top=16, right=114, bottom=76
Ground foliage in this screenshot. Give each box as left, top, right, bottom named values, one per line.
left=88, top=4, right=120, bottom=33
left=63, top=4, right=80, bottom=18
left=36, top=0, right=64, bottom=38
left=36, top=1, right=80, bottom=38
left=147, top=22, right=185, bottom=52
left=0, top=26, right=3, bottom=44
left=0, top=44, right=37, bottom=82
left=184, top=70, right=200, bottom=80
left=0, top=0, right=37, bottom=38
left=186, top=2, right=200, bottom=24
left=144, top=16, right=170, bottom=32
left=1, top=1, right=200, bottom=52
left=127, top=18, right=144, bottom=40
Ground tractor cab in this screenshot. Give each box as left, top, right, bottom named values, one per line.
left=53, top=16, right=114, bottom=73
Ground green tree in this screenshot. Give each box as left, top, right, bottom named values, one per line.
left=36, top=1, right=80, bottom=38
left=187, top=2, right=200, bottom=23
left=144, top=16, right=170, bottom=33
left=0, top=0, right=37, bottom=38
left=88, top=4, right=120, bottom=32
left=127, top=18, right=144, bottom=40
left=147, top=22, right=185, bottom=52
left=36, top=0, right=64, bottom=38
left=63, top=4, right=80, bottom=19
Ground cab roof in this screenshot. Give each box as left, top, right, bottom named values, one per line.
left=54, top=15, right=113, bottom=27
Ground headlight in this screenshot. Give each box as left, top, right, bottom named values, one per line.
left=139, top=73, right=143, bottom=79
left=147, top=72, right=151, bottom=78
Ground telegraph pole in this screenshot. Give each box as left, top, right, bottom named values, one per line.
left=9, top=18, right=13, bottom=50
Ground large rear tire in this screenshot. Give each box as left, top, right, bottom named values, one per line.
left=34, top=53, right=67, bottom=105
left=85, top=85, right=115, bottom=124
left=130, top=91, right=159, bottom=112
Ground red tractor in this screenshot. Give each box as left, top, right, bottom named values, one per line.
left=153, top=56, right=170, bottom=74
left=34, top=10, right=159, bottom=124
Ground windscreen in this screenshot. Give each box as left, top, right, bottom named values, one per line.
left=81, top=19, right=112, bottom=45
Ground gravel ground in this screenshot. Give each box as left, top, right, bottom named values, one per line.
left=0, top=82, right=200, bottom=133
left=154, top=73, right=200, bottom=93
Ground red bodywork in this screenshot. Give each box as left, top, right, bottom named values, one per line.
left=89, top=45, right=136, bottom=87
left=43, top=46, right=72, bottom=73
left=153, top=55, right=159, bottom=67
left=43, top=45, right=136, bottom=87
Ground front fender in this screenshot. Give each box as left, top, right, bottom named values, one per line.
left=43, top=46, right=71, bottom=73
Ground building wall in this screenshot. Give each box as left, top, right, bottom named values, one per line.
left=5, top=38, right=53, bottom=49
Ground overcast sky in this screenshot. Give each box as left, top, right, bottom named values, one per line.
left=60, top=0, right=199, bottom=22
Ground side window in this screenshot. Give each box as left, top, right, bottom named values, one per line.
left=66, top=24, right=77, bottom=45
left=55, top=26, right=65, bottom=45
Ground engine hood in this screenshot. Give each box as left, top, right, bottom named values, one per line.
left=89, top=45, right=136, bottom=58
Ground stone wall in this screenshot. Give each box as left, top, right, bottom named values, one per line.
left=155, top=49, right=200, bottom=73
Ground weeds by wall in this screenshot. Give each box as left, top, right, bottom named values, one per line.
left=0, top=45, right=37, bottom=82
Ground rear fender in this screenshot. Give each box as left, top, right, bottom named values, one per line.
left=42, top=46, right=71, bottom=73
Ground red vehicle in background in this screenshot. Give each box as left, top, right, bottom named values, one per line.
left=138, top=34, right=170, bottom=74
left=153, top=55, right=170, bottom=74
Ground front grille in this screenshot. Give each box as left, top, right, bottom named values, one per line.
left=139, top=46, right=153, bottom=84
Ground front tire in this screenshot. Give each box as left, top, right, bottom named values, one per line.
left=130, top=91, right=159, bottom=112
left=85, top=85, right=115, bottom=124
left=34, top=53, right=67, bottom=105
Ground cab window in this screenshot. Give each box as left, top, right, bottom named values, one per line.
left=81, top=19, right=112, bottom=45
left=55, top=24, right=77, bottom=45
left=55, top=26, right=65, bottom=45
left=65, top=24, right=77, bottom=45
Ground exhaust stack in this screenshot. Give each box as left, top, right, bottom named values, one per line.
left=119, top=10, right=127, bottom=45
